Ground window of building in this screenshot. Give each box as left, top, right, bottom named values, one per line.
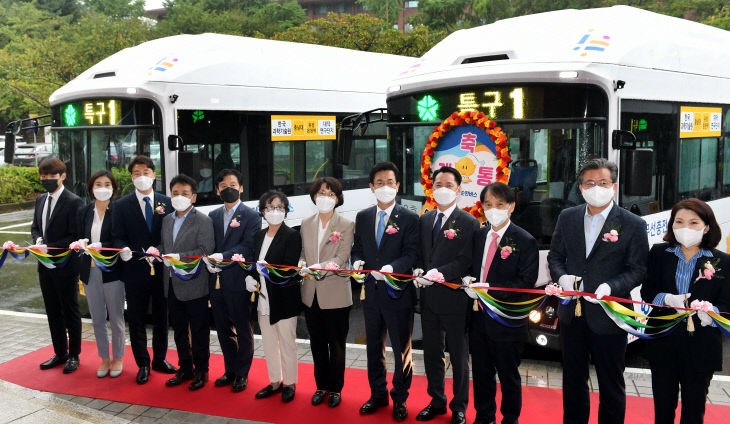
left=406, top=1, right=419, bottom=8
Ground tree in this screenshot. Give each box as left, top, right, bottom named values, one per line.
left=85, top=0, right=145, bottom=18
left=35, top=0, right=81, bottom=19
left=413, top=0, right=476, bottom=31
left=358, top=0, right=405, bottom=26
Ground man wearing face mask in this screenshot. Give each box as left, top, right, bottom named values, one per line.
left=112, top=155, right=176, bottom=384
left=414, top=166, right=479, bottom=424
left=351, top=162, right=419, bottom=422
left=30, top=157, right=83, bottom=374
left=206, top=169, right=261, bottom=393
left=198, top=159, right=213, bottom=193
left=463, top=182, right=539, bottom=424
left=548, top=158, right=648, bottom=424
left=158, top=174, right=215, bottom=390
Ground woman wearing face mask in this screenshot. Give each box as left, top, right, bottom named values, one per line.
left=298, top=177, right=354, bottom=408
left=247, top=190, right=303, bottom=403
left=75, top=171, right=126, bottom=378
left=641, top=198, right=730, bottom=424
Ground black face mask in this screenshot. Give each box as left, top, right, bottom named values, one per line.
left=41, top=179, right=59, bottom=193
left=219, top=187, right=240, bottom=203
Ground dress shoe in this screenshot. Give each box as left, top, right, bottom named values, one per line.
left=282, top=385, right=295, bottom=403
left=393, top=402, right=408, bottom=421
left=360, top=397, right=389, bottom=414
left=328, top=392, right=341, bottom=408
left=109, top=359, right=123, bottom=378
left=136, top=366, right=150, bottom=384
left=63, top=356, right=79, bottom=374
left=232, top=376, right=247, bottom=392
left=40, top=354, right=67, bottom=370
left=451, top=411, right=466, bottom=424
left=416, top=404, right=447, bottom=421
left=151, top=359, right=177, bottom=374
left=189, top=372, right=208, bottom=391
left=165, top=370, right=193, bottom=387
left=255, top=383, right=283, bottom=399
left=215, top=372, right=234, bottom=387
left=311, top=390, right=327, bottom=405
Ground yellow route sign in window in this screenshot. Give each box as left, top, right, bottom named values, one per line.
left=679, top=107, right=722, bottom=138
left=271, top=115, right=336, bottom=141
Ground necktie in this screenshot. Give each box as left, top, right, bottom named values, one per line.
left=376, top=210, right=386, bottom=247
left=43, top=194, right=53, bottom=239
left=431, top=212, right=444, bottom=245
left=143, top=196, right=153, bottom=231
left=481, top=232, right=500, bottom=282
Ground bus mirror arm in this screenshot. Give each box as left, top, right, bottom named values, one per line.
left=337, top=108, right=387, bottom=166
left=4, top=130, right=14, bottom=164
left=611, top=130, right=636, bottom=150
left=168, top=135, right=183, bottom=151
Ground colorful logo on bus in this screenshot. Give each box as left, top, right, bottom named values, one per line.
left=573, top=29, right=610, bottom=57
left=399, top=58, right=426, bottom=75
left=147, top=57, right=178, bottom=76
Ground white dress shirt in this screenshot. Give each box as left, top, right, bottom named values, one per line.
left=584, top=202, right=614, bottom=257
left=480, top=221, right=511, bottom=282
left=41, top=185, right=65, bottom=235
left=258, top=235, right=275, bottom=316
left=374, top=202, right=396, bottom=238
left=223, top=200, right=241, bottom=236
left=432, top=203, right=457, bottom=230
left=91, top=207, right=104, bottom=244
left=135, top=189, right=154, bottom=220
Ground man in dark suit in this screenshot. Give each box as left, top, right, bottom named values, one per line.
left=415, top=166, right=479, bottom=424
left=352, top=162, right=420, bottom=422
left=159, top=174, right=215, bottom=391
left=112, top=155, right=177, bottom=384
left=465, top=182, right=539, bottom=424
left=206, top=169, right=261, bottom=392
left=30, top=157, right=83, bottom=373
left=548, top=158, right=648, bottom=424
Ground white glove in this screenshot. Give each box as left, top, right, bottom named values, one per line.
left=162, top=253, right=179, bottom=268
left=35, top=237, right=44, bottom=246
left=664, top=293, right=690, bottom=310
left=595, top=283, right=611, bottom=299
left=352, top=260, right=364, bottom=271
left=209, top=253, right=223, bottom=262
left=256, top=260, right=268, bottom=275
left=462, top=276, right=476, bottom=285
left=245, top=275, right=258, bottom=292
left=371, top=264, right=392, bottom=281
left=297, top=259, right=309, bottom=276
left=412, top=268, right=424, bottom=287
left=558, top=275, right=581, bottom=292
left=698, top=311, right=713, bottom=327
left=205, top=261, right=221, bottom=274
left=416, top=268, right=437, bottom=287
left=76, top=238, right=89, bottom=248
left=464, top=283, right=480, bottom=300
left=88, top=242, right=101, bottom=249
left=120, top=247, right=132, bottom=262
left=31, top=244, right=48, bottom=253
left=308, top=263, right=321, bottom=273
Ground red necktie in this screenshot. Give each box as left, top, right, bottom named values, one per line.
left=481, top=232, right=500, bottom=282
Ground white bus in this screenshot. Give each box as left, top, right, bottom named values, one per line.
left=46, top=33, right=414, bottom=223
left=384, top=6, right=730, bottom=348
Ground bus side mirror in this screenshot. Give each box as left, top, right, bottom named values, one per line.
left=622, top=148, right=653, bottom=196
left=168, top=134, right=183, bottom=151
left=4, top=131, right=15, bottom=164
left=336, top=128, right=353, bottom=166
left=612, top=129, right=636, bottom=150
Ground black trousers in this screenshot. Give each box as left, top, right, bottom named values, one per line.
left=167, top=286, right=210, bottom=373
left=210, top=289, right=254, bottom=378
left=421, top=305, right=470, bottom=413
left=363, top=302, right=414, bottom=403
left=39, top=269, right=82, bottom=357
left=304, top=294, right=350, bottom=392
left=124, top=277, right=169, bottom=368
left=560, top=316, right=627, bottom=424
left=470, top=313, right=524, bottom=424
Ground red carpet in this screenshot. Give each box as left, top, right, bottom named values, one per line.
left=0, top=341, right=727, bottom=423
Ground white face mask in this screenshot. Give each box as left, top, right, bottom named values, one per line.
left=316, top=196, right=336, bottom=213
left=264, top=210, right=285, bottom=226
left=171, top=195, right=192, bottom=212
left=433, top=187, right=458, bottom=206
left=133, top=175, right=154, bottom=192
left=484, top=207, right=509, bottom=227
left=374, top=186, right=397, bottom=204
left=582, top=185, right=614, bottom=207
left=200, top=168, right=212, bottom=178
left=673, top=227, right=705, bottom=248
left=93, top=187, right=113, bottom=201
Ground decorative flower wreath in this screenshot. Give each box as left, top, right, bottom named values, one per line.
left=420, top=110, right=511, bottom=219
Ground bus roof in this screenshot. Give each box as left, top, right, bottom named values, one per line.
left=393, top=5, right=730, bottom=85
left=49, top=33, right=415, bottom=106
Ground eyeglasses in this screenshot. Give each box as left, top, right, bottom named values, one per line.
left=264, top=206, right=286, bottom=212
left=582, top=180, right=613, bottom=188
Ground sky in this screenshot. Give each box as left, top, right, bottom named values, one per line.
left=145, top=0, right=165, bottom=10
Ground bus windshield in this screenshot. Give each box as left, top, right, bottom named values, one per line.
left=388, top=83, right=608, bottom=249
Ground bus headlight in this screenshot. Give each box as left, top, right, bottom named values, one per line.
left=545, top=306, right=555, bottom=318
left=528, top=310, right=542, bottom=323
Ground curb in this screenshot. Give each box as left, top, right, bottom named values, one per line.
left=0, top=200, right=34, bottom=214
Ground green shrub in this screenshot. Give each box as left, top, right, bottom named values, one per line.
left=0, top=173, right=34, bottom=203
left=112, top=168, right=134, bottom=196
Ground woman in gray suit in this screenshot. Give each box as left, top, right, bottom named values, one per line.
left=299, top=177, right=355, bottom=408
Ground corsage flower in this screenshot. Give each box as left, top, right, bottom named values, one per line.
left=329, top=229, right=341, bottom=243
left=229, top=216, right=241, bottom=228
left=386, top=219, right=399, bottom=235
left=602, top=228, right=619, bottom=243
left=499, top=238, right=518, bottom=259
left=695, top=259, right=721, bottom=282
left=690, top=299, right=714, bottom=312
left=155, top=202, right=166, bottom=215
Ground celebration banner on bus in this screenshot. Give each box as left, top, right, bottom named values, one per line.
left=271, top=115, right=336, bottom=141
left=421, top=111, right=510, bottom=218
left=679, top=106, right=722, bottom=138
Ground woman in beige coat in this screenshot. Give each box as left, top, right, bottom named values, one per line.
left=299, top=177, right=355, bottom=408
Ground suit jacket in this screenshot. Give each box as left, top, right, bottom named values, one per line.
left=300, top=211, right=355, bottom=309
left=111, top=191, right=172, bottom=286
left=77, top=202, right=121, bottom=284
left=159, top=207, right=215, bottom=301
left=548, top=203, right=649, bottom=335
left=30, top=188, right=83, bottom=277
left=641, top=243, right=730, bottom=372
left=249, top=224, right=303, bottom=325
left=471, top=222, right=539, bottom=340
left=351, top=204, right=420, bottom=310
left=419, top=207, right=480, bottom=315
left=209, top=202, right=261, bottom=293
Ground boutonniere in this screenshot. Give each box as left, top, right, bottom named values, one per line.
left=443, top=221, right=460, bottom=239
left=385, top=217, right=399, bottom=234
left=696, top=258, right=723, bottom=282
left=499, top=237, right=518, bottom=259
left=155, top=202, right=166, bottom=215
left=229, top=215, right=241, bottom=228
left=328, top=227, right=341, bottom=243
left=602, top=227, right=621, bottom=243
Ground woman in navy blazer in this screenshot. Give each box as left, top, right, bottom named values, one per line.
left=76, top=170, right=126, bottom=378
left=641, top=198, right=730, bottom=424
